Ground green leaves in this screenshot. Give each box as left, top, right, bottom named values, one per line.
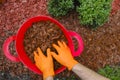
left=48, top=0, right=112, bottom=28
left=77, top=0, right=112, bottom=28
left=98, top=65, right=120, bottom=80
left=48, top=0, right=74, bottom=17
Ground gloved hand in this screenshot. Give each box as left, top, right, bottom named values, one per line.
left=34, top=47, right=54, bottom=79
left=51, top=41, right=78, bottom=70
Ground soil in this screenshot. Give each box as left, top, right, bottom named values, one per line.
left=0, top=0, right=120, bottom=80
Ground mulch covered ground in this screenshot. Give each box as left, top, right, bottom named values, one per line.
left=0, top=0, right=120, bottom=80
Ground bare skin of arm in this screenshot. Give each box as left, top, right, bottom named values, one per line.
left=45, top=76, right=54, bottom=80
left=45, top=64, right=110, bottom=80
left=72, top=64, right=110, bottom=80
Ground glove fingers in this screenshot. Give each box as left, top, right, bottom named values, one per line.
left=34, top=51, right=38, bottom=57
left=51, top=52, right=59, bottom=61
left=58, top=41, right=63, bottom=47
left=47, top=48, right=52, bottom=59
left=53, top=44, right=60, bottom=52
left=34, top=51, right=39, bottom=62
left=47, top=48, right=50, bottom=53
left=62, top=41, right=67, bottom=48
left=37, top=47, right=46, bottom=58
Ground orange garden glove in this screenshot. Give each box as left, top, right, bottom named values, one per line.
left=34, top=47, right=54, bottom=79
left=51, top=41, right=78, bottom=70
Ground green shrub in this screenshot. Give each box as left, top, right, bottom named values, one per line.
left=98, top=66, right=120, bottom=80
left=77, top=0, right=112, bottom=28
left=48, top=0, right=74, bottom=17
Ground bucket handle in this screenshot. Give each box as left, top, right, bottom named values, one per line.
left=68, top=31, right=84, bottom=57
left=3, top=35, right=20, bottom=62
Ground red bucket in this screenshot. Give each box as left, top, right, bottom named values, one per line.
left=3, top=16, right=84, bottom=75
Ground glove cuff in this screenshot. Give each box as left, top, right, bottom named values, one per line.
left=43, top=69, right=55, bottom=79
left=67, top=59, right=78, bottom=70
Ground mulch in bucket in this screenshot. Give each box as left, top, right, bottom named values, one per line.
left=24, top=20, right=68, bottom=69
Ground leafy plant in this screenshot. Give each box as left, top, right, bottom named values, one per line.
left=98, top=65, right=120, bottom=80
left=77, top=0, right=112, bottom=28
left=48, top=0, right=74, bottom=17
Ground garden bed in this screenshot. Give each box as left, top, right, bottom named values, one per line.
left=0, top=0, right=120, bottom=80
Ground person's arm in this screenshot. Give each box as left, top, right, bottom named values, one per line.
left=72, top=64, right=110, bottom=80
left=51, top=41, right=110, bottom=80
left=45, top=76, right=54, bottom=80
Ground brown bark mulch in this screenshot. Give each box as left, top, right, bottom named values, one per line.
left=24, top=21, right=67, bottom=70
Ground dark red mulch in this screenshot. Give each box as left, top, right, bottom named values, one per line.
left=111, top=0, right=120, bottom=15
left=0, top=0, right=48, bottom=80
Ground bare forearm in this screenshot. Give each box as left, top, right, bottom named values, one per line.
left=72, top=64, right=110, bottom=80
left=44, top=76, right=54, bottom=80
